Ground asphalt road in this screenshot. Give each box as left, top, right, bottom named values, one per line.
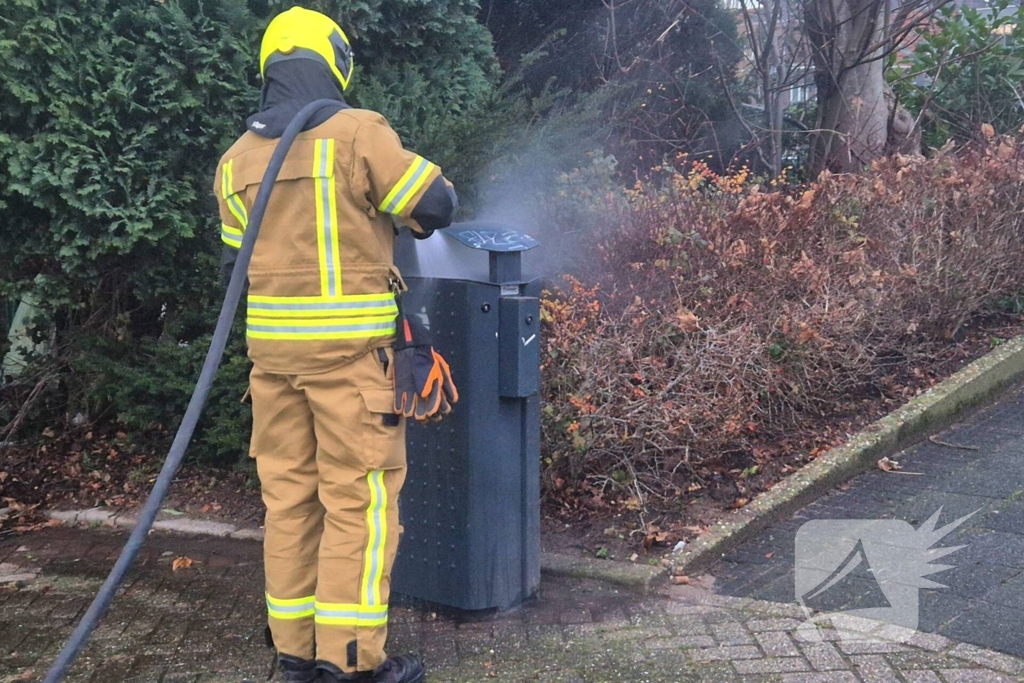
left=708, top=385, right=1024, bottom=658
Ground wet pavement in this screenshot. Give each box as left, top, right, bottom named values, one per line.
left=3, top=525, right=1024, bottom=682
left=709, top=386, right=1024, bottom=661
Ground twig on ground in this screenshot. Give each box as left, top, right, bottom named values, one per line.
left=928, top=435, right=981, bottom=451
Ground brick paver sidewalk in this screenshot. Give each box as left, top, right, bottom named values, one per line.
left=2, top=527, right=1022, bottom=682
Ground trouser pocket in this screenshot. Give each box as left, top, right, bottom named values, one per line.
left=358, top=385, right=406, bottom=470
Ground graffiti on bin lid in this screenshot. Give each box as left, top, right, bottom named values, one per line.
left=451, top=228, right=539, bottom=252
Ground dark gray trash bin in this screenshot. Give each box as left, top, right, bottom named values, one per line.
left=391, top=221, right=541, bottom=611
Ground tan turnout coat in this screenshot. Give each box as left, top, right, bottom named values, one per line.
left=214, top=109, right=442, bottom=374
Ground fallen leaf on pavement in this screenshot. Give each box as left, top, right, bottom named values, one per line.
left=877, top=457, right=902, bottom=472
left=671, top=575, right=691, bottom=585
left=172, top=556, right=193, bottom=572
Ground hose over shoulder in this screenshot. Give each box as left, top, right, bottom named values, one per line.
left=41, top=100, right=345, bottom=683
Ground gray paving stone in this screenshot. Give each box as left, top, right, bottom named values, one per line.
left=733, top=657, right=811, bottom=674
left=746, top=618, right=804, bottom=632
left=931, top=462, right=1024, bottom=499
left=644, top=635, right=717, bottom=650
left=978, top=502, right=1024, bottom=536
left=755, top=631, right=801, bottom=657
left=799, top=642, right=849, bottom=671
left=892, top=492, right=996, bottom=530
left=948, top=643, right=1024, bottom=674
left=951, top=528, right=1024, bottom=569
left=906, top=631, right=954, bottom=652
left=710, top=621, right=755, bottom=645
left=665, top=618, right=712, bottom=638
left=903, top=672, right=943, bottom=683
left=850, top=654, right=900, bottom=683
left=685, top=645, right=763, bottom=662
left=939, top=671, right=1016, bottom=683
left=978, top=570, right=1024, bottom=609
left=919, top=589, right=975, bottom=633
left=941, top=601, right=1024, bottom=659
left=741, top=571, right=797, bottom=604
left=780, top=673, right=858, bottom=683
left=931, top=561, right=1021, bottom=601
left=836, top=640, right=908, bottom=654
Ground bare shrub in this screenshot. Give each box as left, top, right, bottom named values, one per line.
left=541, top=145, right=1024, bottom=514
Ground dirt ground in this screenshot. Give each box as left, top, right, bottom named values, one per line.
left=3, top=319, right=1023, bottom=560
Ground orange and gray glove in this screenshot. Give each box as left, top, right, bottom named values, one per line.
left=393, top=314, right=459, bottom=422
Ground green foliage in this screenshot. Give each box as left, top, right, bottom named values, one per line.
left=893, top=0, right=1024, bottom=147
left=0, top=0, right=505, bottom=464
left=258, top=0, right=501, bottom=186
left=72, top=326, right=253, bottom=464
left=0, top=0, right=258, bottom=312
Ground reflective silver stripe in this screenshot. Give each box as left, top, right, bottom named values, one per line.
left=248, top=300, right=395, bottom=312
left=221, top=224, right=243, bottom=248
left=267, top=600, right=315, bottom=614
left=319, top=141, right=337, bottom=297
left=227, top=195, right=248, bottom=226
left=364, top=470, right=387, bottom=606
left=381, top=157, right=430, bottom=213
left=315, top=606, right=388, bottom=619
left=247, top=321, right=396, bottom=334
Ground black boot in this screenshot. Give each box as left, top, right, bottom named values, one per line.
left=276, top=654, right=319, bottom=683
left=317, top=654, right=426, bottom=683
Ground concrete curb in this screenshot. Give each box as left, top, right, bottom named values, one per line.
left=672, top=334, right=1024, bottom=576
left=45, top=508, right=263, bottom=541
left=539, top=552, right=666, bottom=594
left=44, top=508, right=663, bottom=593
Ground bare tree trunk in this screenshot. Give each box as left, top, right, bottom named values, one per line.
left=763, top=63, right=783, bottom=177
left=807, top=0, right=889, bottom=173
left=885, top=85, right=922, bottom=156
left=812, top=56, right=888, bottom=171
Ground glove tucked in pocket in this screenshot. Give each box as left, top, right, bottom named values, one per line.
left=393, top=315, right=458, bottom=422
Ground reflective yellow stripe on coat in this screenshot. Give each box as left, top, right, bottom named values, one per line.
left=221, top=224, right=243, bottom=249
left=379, top=155, right=435, bottom=215
left=246, top=294, right=398, bottom=341
left=313, top=139, right=343, bottom=297
left=221, top=160, right=248, bottom=248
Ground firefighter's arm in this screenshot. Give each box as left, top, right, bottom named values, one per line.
left=352, top=114, right=457, bottom=238
left=213, top=157, right=249, bottom=286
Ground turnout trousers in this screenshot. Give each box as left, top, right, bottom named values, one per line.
left=249, top=347, right=404, bottom=673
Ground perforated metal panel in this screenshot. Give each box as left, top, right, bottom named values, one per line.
left=391, top=227, right=541, bottom=611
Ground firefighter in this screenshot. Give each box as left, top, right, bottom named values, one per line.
left=214, top=7, right=458, bottom=682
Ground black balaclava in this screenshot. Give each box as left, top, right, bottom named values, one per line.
left=247, top=59, right=349, bottom=139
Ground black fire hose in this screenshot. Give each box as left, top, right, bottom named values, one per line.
left=42, top=99, right=343, bottom=683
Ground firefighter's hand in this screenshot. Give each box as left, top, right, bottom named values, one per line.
left=393, top=345, right=459, bottom=422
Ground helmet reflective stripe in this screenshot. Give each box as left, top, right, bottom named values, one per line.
left=260, top=7, right=354, bottom=91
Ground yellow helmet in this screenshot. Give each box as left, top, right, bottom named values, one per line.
left=260, top=7, right=354, bottom=91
